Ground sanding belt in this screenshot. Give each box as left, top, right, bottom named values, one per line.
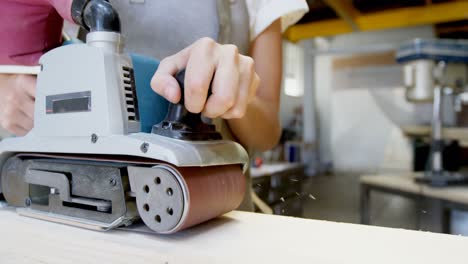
left=13, top=153, right=245, bottom=233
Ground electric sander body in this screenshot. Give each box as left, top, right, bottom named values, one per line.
left=0, top=1, right=248, bottom=234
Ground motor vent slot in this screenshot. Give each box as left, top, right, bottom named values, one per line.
left=122, top=66, right=140, bottom=122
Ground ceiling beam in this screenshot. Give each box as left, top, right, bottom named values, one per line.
left=284, top=19, right=353, bottom=41
left=285, top=1, right=468, bottom=42
left=436, top=24, right=468, bottom=35
left=323, top=0, right=360, bottom=31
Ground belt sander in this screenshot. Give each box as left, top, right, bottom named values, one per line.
left=0, top=0, right=248, bottom=234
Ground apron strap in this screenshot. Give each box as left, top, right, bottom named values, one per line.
left=216, top=0, right=232, bottom=44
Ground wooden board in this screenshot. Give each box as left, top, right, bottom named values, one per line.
left=361, top=173, right=468, bottom=205
left=332, top=51, right=396, bottom=70
left=0, top=207, right=468, bottom=263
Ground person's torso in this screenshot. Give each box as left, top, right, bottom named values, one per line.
left=111, top=1, right=255, bottom=211
left=0, top=0, right=64, bottom=65
left=111, top=0, right=251, bottom=144
left=111, top=0, right=250, bottom=59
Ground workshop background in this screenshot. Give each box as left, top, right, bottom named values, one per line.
left=1, top=0, right=468, bottom=237
left=255, top=0, right=468, bottom=236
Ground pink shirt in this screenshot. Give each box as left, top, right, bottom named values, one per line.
left=0, top=0, right=73, bottom=65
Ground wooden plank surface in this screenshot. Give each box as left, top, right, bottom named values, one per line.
left=1, top=207, right=468, bottom=264
left=332, top=51, right=396, bottom=70
left=361, top=173, right=468, bottom=205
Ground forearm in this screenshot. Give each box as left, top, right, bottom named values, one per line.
left=227, top=19, right=282, bottom=151
left=150, top=20, right=283, bottom=151
left=227, top=97, right=281, bottom=151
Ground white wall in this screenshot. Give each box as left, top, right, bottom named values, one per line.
left=280, top=95, right=302, bottom=128
left=302, top=40, right=315, bottom=143
left=280, top=40, right=319, bottom=175
left=312, top=25, right=436, bottom=173
left=314, top=55, right=333, bottom=169
left=280, top=41, right=305, bottom=128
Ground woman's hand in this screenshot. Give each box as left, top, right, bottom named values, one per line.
left=151, top=37, right=260, bottom=119
left=0, top=74, right=36, bottom=136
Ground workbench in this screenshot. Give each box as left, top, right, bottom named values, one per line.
left=1, top=207, right=468, bottom=264
left=251, top=162, right=305, bottom=216
left=401, top=125, right=468, bottom=145
left=360, top=173, right=468, bottom=233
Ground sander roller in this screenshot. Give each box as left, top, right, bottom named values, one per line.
left=0, top=0, right=248, bottom=234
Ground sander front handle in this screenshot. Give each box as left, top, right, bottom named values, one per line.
left=152, top=70, right=223, bottom=141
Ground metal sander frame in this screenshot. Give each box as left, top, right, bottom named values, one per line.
left=0, top=0, right=248, bottom=234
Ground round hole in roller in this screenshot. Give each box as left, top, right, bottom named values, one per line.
left=155, top=215, right=161, bottom=223
left=167, top=207, right=173, bottom=216
left=143, top=185, right=149, bottom=193
left=143, top=204, right=150, bottom=212
left=155, top=177, right=161, bottom=185
left=134, top=166, right=187, bottom=232
left=166, top=188, right=173, bottom=196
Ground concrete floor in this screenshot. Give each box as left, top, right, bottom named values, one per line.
left=297, top=173, right=468, bottom=236
left=299, top=173, right=426, bottom=231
